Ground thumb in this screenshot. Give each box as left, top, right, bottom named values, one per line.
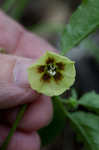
left=0, top=54, right=39, bottom=109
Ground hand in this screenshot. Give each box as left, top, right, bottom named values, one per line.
left=0, top=11, right=56, bottom=150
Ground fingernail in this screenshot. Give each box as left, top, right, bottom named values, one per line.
left=13, top=58, right=33, bottom=86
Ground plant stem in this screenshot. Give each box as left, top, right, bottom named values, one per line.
left=52, top=96, right=92, bottom=150
left=1, top=104, right=27, bottom=150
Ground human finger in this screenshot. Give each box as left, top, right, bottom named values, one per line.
left=0, top=11, right=56, bottom=58
left=1, top=95, right=53, bottom=131
left=0, top=54, right=39, bottom=109
left=0, top=125, right=40, bottom=150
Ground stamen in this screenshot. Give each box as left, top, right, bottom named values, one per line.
left=48, top=70, right=56, bottom=76
left=47, top=64, right=56, bottom=76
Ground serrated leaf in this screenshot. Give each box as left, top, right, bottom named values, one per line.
left=71, top=111, right=99, bottom=150
left=78, top=91, right=99, bottom=113
left=38, top=98, right=66, bottom=146
left=61, top=0, right=99, bottom=54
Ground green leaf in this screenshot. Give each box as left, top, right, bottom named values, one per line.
left=38, top=98, right=66, bottom=146
left=78, top=91, right=99, bottom=113
left=61, top=0, right=99, bottom=55
left=71, top=111, right=99, bottom=150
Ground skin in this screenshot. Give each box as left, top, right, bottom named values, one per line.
left=0, top=11, right=57, bottom=150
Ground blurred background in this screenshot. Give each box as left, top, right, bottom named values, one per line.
left=0, top=0, right=81, bottom=45
left=0, top=0, right=99, bottom=150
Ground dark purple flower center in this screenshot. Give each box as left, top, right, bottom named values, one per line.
left=37, top=57, right=65, bottom=82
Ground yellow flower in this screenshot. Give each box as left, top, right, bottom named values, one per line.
left=28, top=51, right=76, bottom=96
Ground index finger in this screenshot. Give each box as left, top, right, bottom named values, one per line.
left=0, top=11, right=56, bottom=59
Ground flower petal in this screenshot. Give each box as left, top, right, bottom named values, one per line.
left=28, top=64, right=43, bottom=92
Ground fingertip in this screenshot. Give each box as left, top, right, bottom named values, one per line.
left=0, top=54, right=40, bottom=109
